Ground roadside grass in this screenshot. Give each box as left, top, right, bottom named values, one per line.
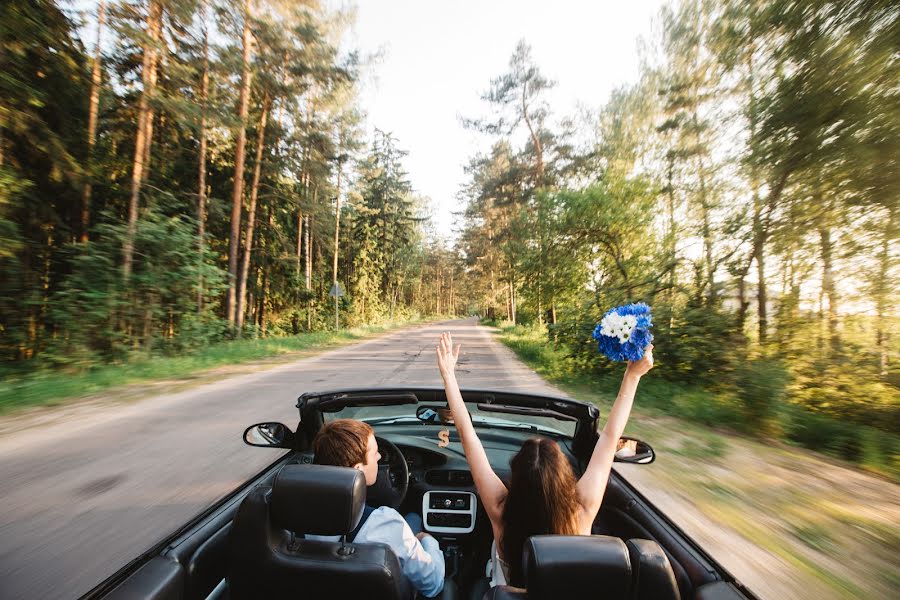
left=0, top=319, right=425, bottom=415
left=622, top=415, right=898, bottom=599
left=491, top=321, right=900, bottom=599
left=697, top=499, right=867, bottom=599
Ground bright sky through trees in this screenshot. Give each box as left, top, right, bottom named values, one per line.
left=340, top=0, right=666, bottom=237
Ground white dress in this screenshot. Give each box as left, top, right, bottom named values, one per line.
left=488, top=539, right=511, bottom=587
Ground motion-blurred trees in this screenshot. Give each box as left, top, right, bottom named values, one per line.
left=0, top=0, right=454, bottom=368
left=457, top=1, right=899, bottom=442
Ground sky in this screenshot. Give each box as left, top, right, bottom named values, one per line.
left=339, top=0, right=667, bottom=239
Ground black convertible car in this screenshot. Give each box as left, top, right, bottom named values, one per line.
left=80, top=388, right=758, bottom=600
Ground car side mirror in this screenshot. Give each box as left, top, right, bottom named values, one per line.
left=243, top=422, right=294, bottom=449
left=613, top=436, right=655, bottom=464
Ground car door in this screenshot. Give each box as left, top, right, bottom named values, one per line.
left=80, top=455, right=291, bottom=600
left=595, top=469, right=758, bottom=600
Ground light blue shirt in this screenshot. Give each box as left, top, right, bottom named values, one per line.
left=308, top=506, right=445, bottom=597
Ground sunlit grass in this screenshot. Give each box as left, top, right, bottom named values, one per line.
left=0, top=319, right=423, bottom=415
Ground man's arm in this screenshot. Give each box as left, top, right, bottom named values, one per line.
left=362, top=508, right=445, bottom=597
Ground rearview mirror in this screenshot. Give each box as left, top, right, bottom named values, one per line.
left=416, top=404, right=456, bottom=425
left=243, top=422, right=294, bottom=448
left=613, top=436, right=655, bottom=464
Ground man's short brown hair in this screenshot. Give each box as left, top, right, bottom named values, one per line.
left=313, top=419, right=374, bottom=468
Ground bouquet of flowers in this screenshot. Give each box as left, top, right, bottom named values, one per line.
left=592, top=303, right=653, bottom=362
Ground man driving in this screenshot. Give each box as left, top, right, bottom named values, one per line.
left=308, top=419, right=445, bottom=598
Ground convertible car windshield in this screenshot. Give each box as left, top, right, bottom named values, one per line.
left=326, top=403, right=578, bottom=437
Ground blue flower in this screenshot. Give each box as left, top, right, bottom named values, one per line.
left=592, top=303, right=653, bottom=363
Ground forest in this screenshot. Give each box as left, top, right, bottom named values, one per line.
left=1, top=0, right=460, bottom=367
left=1, top=1, right=897, bottom=470
left=455, top=0, right=898, bottom=470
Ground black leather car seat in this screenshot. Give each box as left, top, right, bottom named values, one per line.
left=485, top=535, right=633, bottom=600
left=483, top=535, right=680, bottom=600
left=626, top=538, right=681, bottom=600
left=228, top=464, right=413, bottom=600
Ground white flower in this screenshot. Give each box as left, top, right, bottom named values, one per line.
left=600, top=313, right=637, bottom=344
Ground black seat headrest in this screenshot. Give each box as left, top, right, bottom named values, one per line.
left=523, top=535, right=632, bottom=600
left=269, top=464, right=366, bottom=536
left=627, top=539, right=681, bottom=600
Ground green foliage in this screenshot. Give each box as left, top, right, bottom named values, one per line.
left=45, top=202, right=228, bottom=365
left=0, top=0, right=458, bottom=381
left=649, top=296, right=743, bottom=383
left=783, top=407, right=900, bottom=480
left=497, top=321, right=897, bottom=478
left=457, top=0, right=898, bottom=476
left=733, top=357, right=790, bottom=434
left=791, top=365, right=900, bottom=435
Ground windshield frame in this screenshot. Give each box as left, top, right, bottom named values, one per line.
left=297, top=387, right=600, bottom=455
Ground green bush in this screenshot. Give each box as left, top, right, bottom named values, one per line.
left=783, top=408, right=900, bottom=479
left=791, top=364, right=900, bottom=435
left=733, top=357, right=790, bottom=435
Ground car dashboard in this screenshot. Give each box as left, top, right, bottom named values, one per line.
left=384, top=427, right=579, bottom=536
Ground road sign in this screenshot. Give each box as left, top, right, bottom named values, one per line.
left=329, top=283, right=344, bottom=298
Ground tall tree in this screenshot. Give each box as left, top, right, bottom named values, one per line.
left=122, top=0, right=164, bottom=281
left=225, top=0, right=254, bottom=326
left=80, top=0, right=107, bottom=243
left=235, top=92, right=269, bottom=331
left=196, top=0, right=210, bottom=312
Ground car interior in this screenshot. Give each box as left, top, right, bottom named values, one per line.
left=81, top=389, right=755, bottom=600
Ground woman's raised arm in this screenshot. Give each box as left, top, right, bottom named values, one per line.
left=436, top=332, right=507, bottom=523
left=575, top=344, right=654, bottom=521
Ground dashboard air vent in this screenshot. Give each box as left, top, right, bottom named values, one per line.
left=425, top=470, right=473, bottom=486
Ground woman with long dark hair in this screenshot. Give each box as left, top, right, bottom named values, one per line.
left=435, top=331, right=654, bottom=586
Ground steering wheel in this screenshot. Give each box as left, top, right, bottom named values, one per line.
left=367, top=436, right=409, bottom=509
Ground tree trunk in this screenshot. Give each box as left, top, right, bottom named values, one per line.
left=226, top=0, right=254, bottom=326
left=875, top=212, right=893, bottom=376
left=333, top=153, right=343, bottom=330
left=80, top=0, right=106, bottom=243
left=305, top=208, right=312, bottom=330
left=509, top=273, right=517, bottom=325
left=736, top=254, right=753, bottom=333
left=746, top=48, right=767, bottom=344
left=259, top=267, right=269, bottom=334
left=141, top=14, right=162, bottom=185
left=123, top=0, right=162, bottom=280
left=819, top=224, right=840, bottom=356
left=752, top=213, right=767, bottom=344
left=698, top=169, right=715, bottom=305
left=436, top=269, right=442, bottom=315
left=196, top=2, right=209, bottom=313
left=521, top=83, right=544, bottom=183
left=505, top=282, right=512, bottom=321
left=142, top=302, right=153, bottom=350
left=449, top=272, right=455, bottom=316
left=236, top=94, right=270, bottom=332
left=665, top=155, right=677, bottom=296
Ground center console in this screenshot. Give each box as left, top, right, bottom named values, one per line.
left=422, top=491, right=477, bottom=534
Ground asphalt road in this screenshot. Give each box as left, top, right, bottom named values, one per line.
left=0, top=319, right=560, bottom=600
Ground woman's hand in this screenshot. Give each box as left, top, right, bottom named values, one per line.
left=624, top=343, right=654, bottom=379
left=436, top=332, right=461, bottom=379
